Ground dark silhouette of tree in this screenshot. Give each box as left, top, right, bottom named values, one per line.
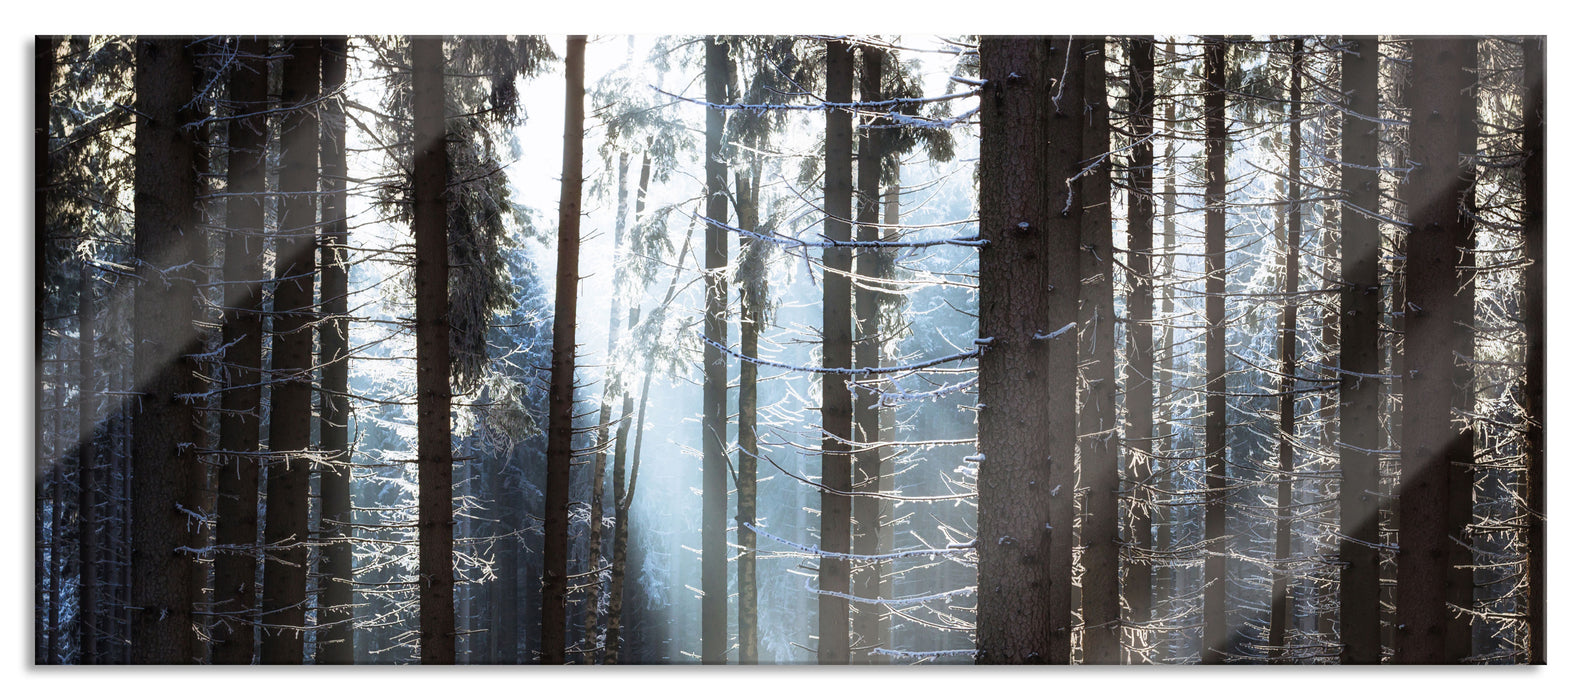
left=1268, top=37, right=1303, bottom=663
left=212, top=36, right=269, bottom=666
left=316, top=35, right=354, bottom=665
left=129, top=36, right=205, bottom=664
left=1396, top=37, right=1477, bottom=665
left=261, top=38, right=320, bottom=665
left=976, top=35, right=1057, bottom=665
left=1201, top=35, right=1229, bottom=665
left=541, top=34, right=586, bottom=666
left=1076, top=36, right=1120, bottom=666
left=1521, top=35, right=1544, bottom=666
left=818, top=37, right=855, bottom=667
left=1121, top=36, right=1156, bottom=664
left=1337, top=34, right=1383, bottom=665
left=412, top=35, right=455, bottom=665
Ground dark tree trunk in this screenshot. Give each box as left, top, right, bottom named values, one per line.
left=850, top=44, right=885, bottom=665
left=735, top=156, right=763, bottom=665
left=35, top=34, right=53, bottom=667
left=1043, top=36, right=1083, bottom=667
left=540, top=34, right=586, bottom=665
left=817, top=37, right=854, bottom=667
left=1200, top=35, right=1229, bottom=665
left=212, top=36, right=269, bottom=666
left=316, top=35, right=353, bottom=665
left=1396, top=37, right=1476, bottom=665
left=130, top=37, right=204, bottom=664
left=976, top=36, right=1057, bottom=665
left=701, top=35, right=731, bottom=666
left=1443, top=39, right=1480, bottom=664
left=262, top=38, right=320, bottom=665
left=1337, top=34, right=1382, bottom=665
left=412, top=35, right=455, bottom=665
left=1521, top=35, right=1544, bottom=667
left=1269, top=37, right=1303, bottom=663
left=1075, top=37, right=1120, bottom=666
left=78, top=261, right=99, bottom=664
left=1154, top=91, right=1179, bottom=642
left=1122, top=35, right=1155, bottom=664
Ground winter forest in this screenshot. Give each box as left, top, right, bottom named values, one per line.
left=32, top=33, right=1546, bottom=666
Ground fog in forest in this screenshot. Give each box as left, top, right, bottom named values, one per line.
left=32, top=32, right=1545, bottom=667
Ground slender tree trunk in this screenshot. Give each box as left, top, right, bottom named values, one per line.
left=1200, top=35, right=1229, bottom=665
left=316, top=35, right=353, bottom=665
left=35, top=34, right=53, bottom=667
left=1269, top=37, right=1303, bottom=663
left=412, top=35, right=455, bottom=665
left=1337, top=34, right=1383, bottom=665
left=584, top=156, right=635, bottom=664
left=262, top=38, right=320, bottom=665
left=976, top=36, right=1056, bottom=665
left=606, top=150, right=653, bottom=665
left=1154, top=92, right=1178, bottom=645
left=130, top=37, right=204, bottom=664
left=78, top=262, right=99, bottom=664
left=1396, top=37, right=1476, bottom=665
left=1075, top=37, right=1120, bottom=666
left=850, top=44, right=885, bottom=665
left=700, top=35, right=731, bottom=666
left=1122, top=35, right=1155, bottom=665
left=817, top=37, right=854, bottom=666
left=50, top=366, right=63, bottom=663
left=735, top=157, right=763, bottom=665
left=876, top=180, right=900, bottom=658
left=1521, top=35, right=1544, bottom=667
left=582, top=152, right=632, bottom=666
left=212, top=36, right=269, bottom=666
left=1443, top=38, right=1481, bottom=665
left=540, top=35, right=586, bottom=665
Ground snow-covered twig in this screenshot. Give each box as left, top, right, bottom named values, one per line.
left=701, top=334, right=979, bottom=376
left=744, top=522, right=975, bottom=563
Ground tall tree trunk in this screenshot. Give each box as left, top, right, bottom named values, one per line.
left=606, top=150, right=653, bottom=665
left=735, top=157, right=763, bottom=665
left=262, top=38, right=320, bottom=665
left=1200, top=35, right=1229, bottom=665
left=540, top=34, right=586, bottom=665
left=49, top=364, right=63, bottom=663
left=1443, top=39, right=1481, bottom=664
left=700, top=34, right=731, bottom=666
left=1122, top=35, right=1155, bottom=665
left=130, top=37, right=204, bottom=664
left=212, top=36, right=269, bottom=666
left=583, top=155, right=636, bottom=664
left=412, top=35, right=455, bottom=665
left=817, top=37, right=854, bottom=666
left=1337, top=34, right=1383, bottom=665
left=1521, top=35, right=1544, bottom=667
left=1269, top=37, right=1303, bottom=663
left=1076, top=37, right=1120, bottom=666
left=976, top=36, right=1057, bottom=665
left=316, top=35, right=354, bottom=665
left=35, top=34, right=53, bottom=667
left=1396, top=37, right=1476, bottom=665
left=850, top=44, right=885, bottom=665
left=78, top=261, right=99, bottom=664
left=876, top=181, right=901, bottom=659
left=1154, top=91, right=1178, bottom=648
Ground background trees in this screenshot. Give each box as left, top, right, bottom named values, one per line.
left=32, top=32, right=1544, bottom=667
